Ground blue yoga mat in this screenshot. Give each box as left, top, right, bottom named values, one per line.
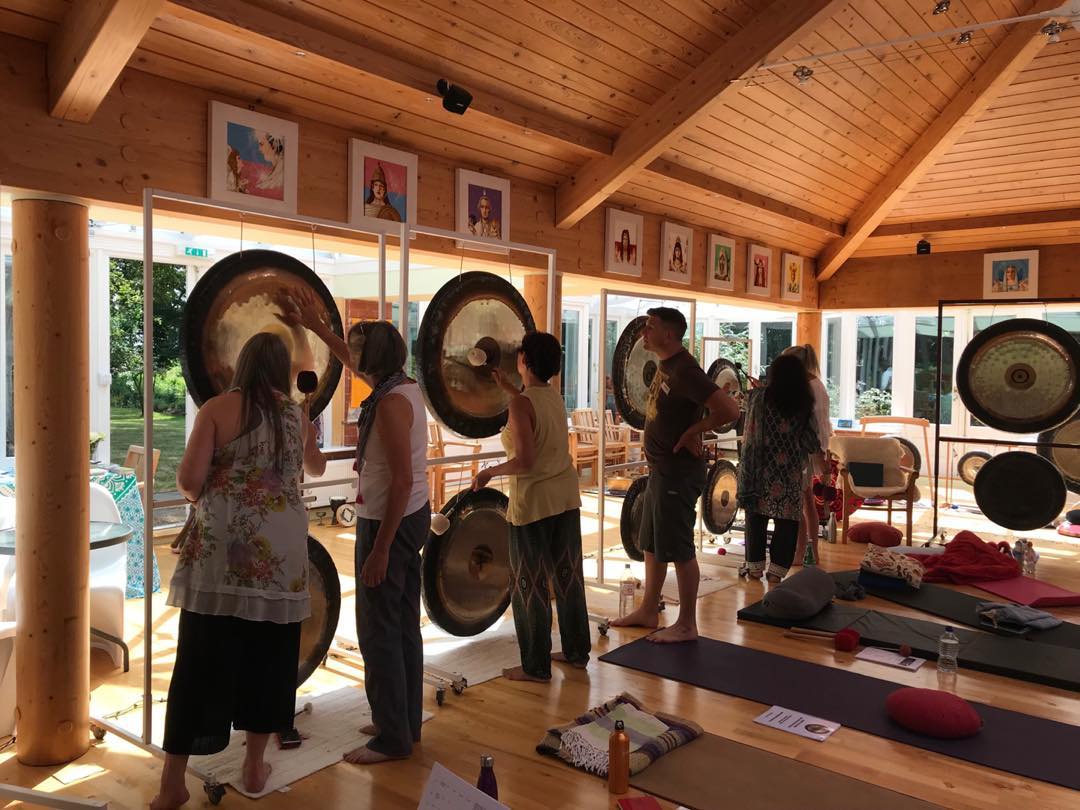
left=599, top=636, right=1080, bottom=791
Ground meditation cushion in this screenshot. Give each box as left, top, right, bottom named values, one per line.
left=847, top=521, right=903, bottom=547
left=886, top=688, right=982, bottom=739
left=762, top=566, right=835, bottom=621
left=861, top=544, right=924, bottom=588
left=1058, top=521, right=1080, bottom=539
left=857, top=569, right=916, bottom=591
left=1068, top=509, right=1080, bottom=524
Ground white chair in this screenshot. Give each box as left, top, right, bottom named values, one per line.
left=831, top=436, right=918, bottom=546
left=89, top=482, right=129, bottom=671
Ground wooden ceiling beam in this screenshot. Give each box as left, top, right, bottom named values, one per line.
left=552, top=0, right=846, bottom=230
left=48, top=0, right=165, bottom=122
left=165, top=0, right=613, bottom=157
left=815, top=0, right=1063, bottom=281
left=873, top=207, right=1080, bottom=238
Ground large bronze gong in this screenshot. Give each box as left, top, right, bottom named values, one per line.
left=620, top=475, right=648, bottom=562
left=422, top=487, right=511, bottom=636
left=706, top=358, right=745, bottom=434
left=612, top=317, right=658, bottom=430
left=702, top=460, right=739, bottom=535
left=298, top=536, right=340, bottom=685
left=181, top=249, right=344, bottom=417
left=973, top=451, right=1067, bottom=531
left=1038, top=415, right=1080, bottom=494
left=416, top=272, right=535, bottom=439
left=956, top=318, right=1080, bottom=434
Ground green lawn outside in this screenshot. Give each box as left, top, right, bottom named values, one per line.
left=109, top=407, right=186, bottom=493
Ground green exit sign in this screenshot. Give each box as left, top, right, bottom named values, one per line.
left=183, top=246, right=210, bottom=258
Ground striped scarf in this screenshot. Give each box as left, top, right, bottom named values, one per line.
left=354, top=371, right=409, bottom=476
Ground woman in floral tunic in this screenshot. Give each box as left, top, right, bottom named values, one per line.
left=153, top=333, right=326, bottom=810
left=737, top=354, right=821, bottom=583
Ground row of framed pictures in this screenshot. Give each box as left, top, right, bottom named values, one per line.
left=606, top=208, right=804, bottom=301
left=207, top=101, right=510, bottom=244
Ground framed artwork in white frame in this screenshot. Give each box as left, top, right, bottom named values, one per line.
left=706, top=234, right=736, bottom=291
left=605, top=208, right=644, bottom=277
left=983, top=249, right=1038, bottom=299
left=207, top=101, right=299, bottom=215
left=747, top=244, right=772, bottom=297
left=348, top=139, right=418, bottom=230
left=456, top=168, right=510, bottom=251
left=660, top=221, right=693, bottom=284
left=781, top=253, right=804, bottom=302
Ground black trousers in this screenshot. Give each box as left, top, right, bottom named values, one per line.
left=163, top=610, right=301, bottom=756
left=356, top=504, right=430, bottom=757
left=744, top=512, right=799, bottom=579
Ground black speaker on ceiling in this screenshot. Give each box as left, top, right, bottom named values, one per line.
left=436, top=79, right=472, bottom=115
left=916, top=239, right=932, bottom=255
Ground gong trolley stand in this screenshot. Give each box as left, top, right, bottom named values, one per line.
left=931, top=296, right=1080, bottom=538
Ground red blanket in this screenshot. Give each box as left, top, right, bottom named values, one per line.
left=919, top=531, right=1020, bottom=584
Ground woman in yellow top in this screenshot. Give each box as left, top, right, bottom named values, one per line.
left=473, top=332, right=590, bottom=682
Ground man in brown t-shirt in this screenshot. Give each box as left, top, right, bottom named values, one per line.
left=612, top=307, right=740, bottom=643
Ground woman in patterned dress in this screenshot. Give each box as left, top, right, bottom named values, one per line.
left=152, top=333, right=326, bottom=809
left=737, top=354, right=821, bottom=583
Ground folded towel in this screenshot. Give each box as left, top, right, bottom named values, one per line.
left=976, top=601, right=1063, bottom=632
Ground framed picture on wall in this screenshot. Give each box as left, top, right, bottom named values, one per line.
left=207, top=101, right=299, bottom=214
left=983, top=250, right=1038, bottom=299
left=781, top=253, right=804, bottom=302
left=660, top=221, right=693, bottom=284
left=605, top=208, right=643, bottom=277
left=348, top=139, right=418, bottom=229
left=707, top=234, right=736, bottom=291
left=456, top=168, right=510, bottom=251
left=747, top=244, right=772, bottom=296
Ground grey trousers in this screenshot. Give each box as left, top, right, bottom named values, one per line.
left=356, top=503, right=430, bottom=757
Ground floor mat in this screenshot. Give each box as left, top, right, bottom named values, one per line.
left=972, top=576, right=1080, bottom=608
left=599, top=636, right=1080, bottom=791
left=630, top=732, right=939, bottom=810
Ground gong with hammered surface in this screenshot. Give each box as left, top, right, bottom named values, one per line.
left=612, top=316, right=659, bottom=430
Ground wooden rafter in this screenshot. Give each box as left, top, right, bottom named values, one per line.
left=815, top=0, right=1063, bottom=281
left=553, top=0, right=846, bottom=229
left=872, top=208, right=1080, bottom=238
left=48, top=0, right=165, bottom=122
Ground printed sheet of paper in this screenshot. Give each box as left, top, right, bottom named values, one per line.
left=753, top=705, right=841, bottom=742
left=856, top=646, right=926, bottom=672
left=419, top=762, right=510, bottom=810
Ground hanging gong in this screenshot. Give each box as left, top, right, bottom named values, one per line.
left=957, top=450, right=991, bottom=486
left=956, top=318, right=1080, bottom=434
left=706, top=358, right=745, bottom=434
left=620, top=475, right=648, bottom=562
left=612, top=317, right=658, bottom=430
left=702, top=460, right=739, bottom=536
left=181, top=249, right=344, bottom=418
left=1038, top=415, right=1080, bottom=494
left=416, top=272, right=535, bottom=439
left=973, top=451, right=1066, bottom=531
left=422, top=487, right=511, bottom=636
left=298, top=536, right=341, bottom=685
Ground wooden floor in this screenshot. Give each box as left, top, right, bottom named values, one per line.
left=1, top=495, right=1079, bottom=809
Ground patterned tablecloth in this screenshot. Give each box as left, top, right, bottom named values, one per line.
left=0, top=466, right=161, bottom=598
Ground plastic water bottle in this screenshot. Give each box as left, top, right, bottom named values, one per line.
left=1023, top=542, right=1038, bottom=577
left=938, top=626, right=960, bottom=674
left=619, top=565, right=636, bottom=618
left=476, top=754, right=498, bottom=799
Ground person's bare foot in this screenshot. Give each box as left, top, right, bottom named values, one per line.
left=502, top=665, right=550, bottom=682
left=647, top=624, right=698, bottom=644
left=149, top=787, right=190, bottom=810
left=360, top=722, right=378, bottom=736
left=610, top=607, right=659, bottom=629
left=241, top=761, right=272, bottom=794
left=552, top=652, right=588, bottom=669
left=766, top=574, right=782, bottom=584
left=343, top=745, right=407, bottom=764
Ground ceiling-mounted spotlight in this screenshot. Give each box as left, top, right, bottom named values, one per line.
left=436, top=79, right=472, bottom=115
left=1041, top=21, right=1065, bottom=43
left=793, top=66, right=814, bottom=86
left=957, top=30, right=973, bottom=45
left=932, top=0, right=950, bottom=14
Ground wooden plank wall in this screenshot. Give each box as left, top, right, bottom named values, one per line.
left=0, top=32, right=817, bottom=311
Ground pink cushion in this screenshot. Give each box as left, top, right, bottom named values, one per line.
left=848, top=521, right=903, bottom=547
left=886, top=688, right=982, bottom=739
left=1057, top=521, right=1080, bottom=538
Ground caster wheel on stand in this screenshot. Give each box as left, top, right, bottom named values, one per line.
left=204, top=782, right=226, bottom=805
left=452, top=683, right=465, bottom=696
left=90, top=723, right=106, bottom=741
left=598, top=620, right=610, bottom=637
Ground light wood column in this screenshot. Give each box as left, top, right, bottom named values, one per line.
left=12, top=197, right=91, bottom=765
left=795, top=310, right=823, bottom=365
left=523, top=272, right=562, bottom=336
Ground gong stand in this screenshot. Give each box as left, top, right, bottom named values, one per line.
left=931, top=297, right=1080, bottom=537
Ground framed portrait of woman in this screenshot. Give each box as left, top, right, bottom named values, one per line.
left=605, top=208, right=643, bottom=277
left=747, top=244, right=772, bottom=297
left=983, top=249, right=1038, bottom=299
left=456, top=168, right=511, bottom=252
left=348, top=139, right=418, bottom=231
left=781, top=253, right=803, bottom=302
left=707, top=234, right=736, bottom=291
left=208, top=101, right=299, bottom=215
left=660, top=222, right=693, bottom=284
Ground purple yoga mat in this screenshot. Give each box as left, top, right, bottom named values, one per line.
left=973, top=576, right=1080, bottom=607
left=599, top=636, right=1080, bottom=790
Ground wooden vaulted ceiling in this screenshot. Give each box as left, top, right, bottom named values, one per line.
left=1, top=0, right=1078, bottom=274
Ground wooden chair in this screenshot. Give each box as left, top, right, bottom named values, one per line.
left=427, top=423, right=481, bottom=511
left=569, top=428, right=599, bottom=485
left=832, top=436, right=919, bottom=545
left=606, top=410, right=644, bottom=470
left=123, top=444, right=161, bottom=491
left=570, top=409, right=628, bottom=466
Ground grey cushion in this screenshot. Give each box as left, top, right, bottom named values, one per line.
left=762, top=566, right=836, bottom=621
left=1067, top=509, right=1080, bottom=525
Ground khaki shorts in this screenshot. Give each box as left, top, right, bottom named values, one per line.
left=637, top=466, right=706, bottom=564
